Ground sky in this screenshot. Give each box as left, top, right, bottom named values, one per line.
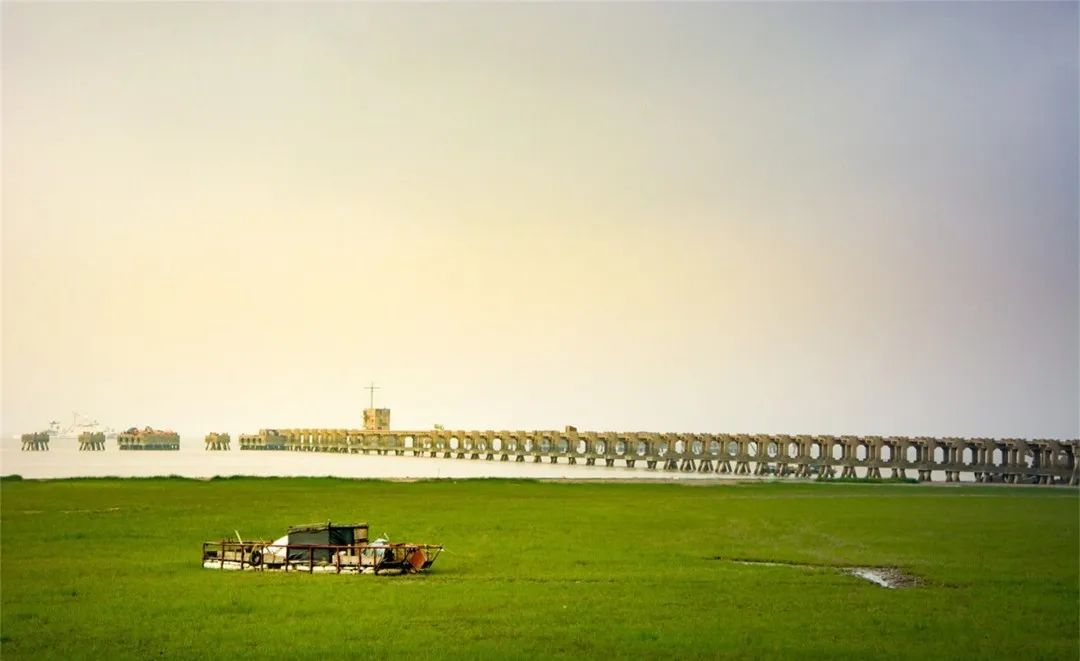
left=2, top=2, right=1077, bottom=440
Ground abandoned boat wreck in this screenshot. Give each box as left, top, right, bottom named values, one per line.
left=202, top=521, right=443, bottom=574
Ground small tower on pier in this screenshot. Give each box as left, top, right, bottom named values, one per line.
left=363, top=382, right=390, bottom=431
left=364, top=408, right=390, bottom=431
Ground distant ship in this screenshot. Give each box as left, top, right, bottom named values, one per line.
left=46, top=413, right=118, bottom=440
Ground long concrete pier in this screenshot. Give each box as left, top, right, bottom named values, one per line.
left=238, top=427, right=1080, bottom=485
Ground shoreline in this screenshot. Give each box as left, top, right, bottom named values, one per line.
left=1, top=473, right=1074, bottom=490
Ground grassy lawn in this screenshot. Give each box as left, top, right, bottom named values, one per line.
left=1, top=478, right=1077, bottom=659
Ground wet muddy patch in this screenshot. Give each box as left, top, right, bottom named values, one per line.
left=712, top=556, right=919, bottom=589
left=844, top=566, right=919, bottom=588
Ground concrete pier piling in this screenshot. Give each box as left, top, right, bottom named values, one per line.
left=20, top=432, right=49, bottom=451
left=117, top=427, right=180, bottom=450
left=204, top=432, right=230, bottom=451
left=78, top=431, right=106, bottom=451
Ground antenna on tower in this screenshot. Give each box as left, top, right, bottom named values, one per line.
left=365, top=382, right=380, bottom=409
left=362, top=383, right=390, bottom=431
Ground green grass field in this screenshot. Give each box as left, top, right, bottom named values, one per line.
left=1, top=478, right=1077, bottom=659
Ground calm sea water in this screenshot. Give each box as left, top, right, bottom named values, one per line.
left=0, top=436, right=731, bottom=481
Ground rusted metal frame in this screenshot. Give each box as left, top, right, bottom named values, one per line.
left=423, top=546, right=444, bottom=566
left=202, top=541, right=445, bottom=572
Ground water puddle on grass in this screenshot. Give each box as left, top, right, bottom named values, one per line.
left=714, top=557, right=917, bottom=589
left=60, top=507, right=122, bottom=515
left=844, top=567, right=918, bottom=589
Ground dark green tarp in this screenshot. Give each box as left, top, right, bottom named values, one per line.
left=285, top=523, right=358, bottom=563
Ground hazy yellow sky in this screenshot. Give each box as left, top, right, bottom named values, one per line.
left=3, top=3, right=1077, bottom=439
